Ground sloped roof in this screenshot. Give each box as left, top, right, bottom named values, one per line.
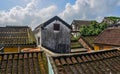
left=108, top=24, right=120, bottom=27
left=78, top=36, right=94, bottom=50
left=94, top=28, right=120, bottom=46
left=34, top=16, right=72, bottom=31
left=0, top=51, right=48, bottom=74
left=82, top=36, right=97, bottom=47
left=50, top=49, right=120, bottom=74
left=71, top=20, right=93, bottom=27
left=0, top=26, right=36, bottom=47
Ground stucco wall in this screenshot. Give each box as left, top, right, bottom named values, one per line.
left=41, top=21, right=70, bottom=53
left=41, top=20, right=71, bottom=53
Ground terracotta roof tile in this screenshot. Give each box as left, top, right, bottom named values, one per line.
left=77, top=57, right=83, bottom=63
left=71, top=57, right=78, bottom=64
left=60, top=58, right=67, bottom=65
left=66, top=58, right=72, bottom=64
left=85, top=55, right=92, bottom=61
left=94, top=28, right=120, bottom=46
left=81, top=56, right=88, bottom=62
left=0, top=51, right=48, bottom=74
left=0, top=26, right=36, bottom=47
left=51, top=49, right=120, bottom=74
left=55, top=59, right=61, bottom=66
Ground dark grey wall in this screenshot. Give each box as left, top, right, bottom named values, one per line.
left=41, top=21, right=71, bottom=53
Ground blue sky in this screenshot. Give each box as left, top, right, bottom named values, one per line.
left=0, top=0, right=120, bottom=29
left=0, top=0, right=74, bottom=11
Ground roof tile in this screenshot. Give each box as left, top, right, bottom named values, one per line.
left=0, top=51, right=47, bottom=74
left=71, top=57, right=78, bottom=64
left=66, top=58, right=72, bottom=64
left=94, top=28, right=120, bottom=46
left=55, top=59, right=61, bottom=66
left=60, top=58, right=67, bottom=65
left=51, top=49, right=120, bottom=74
left=77, top=57, right=83, bottom=63
left=0, top=26, right=36, bottom=47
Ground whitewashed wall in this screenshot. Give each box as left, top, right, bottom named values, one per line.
left=34, top=28, right=41, bottom=46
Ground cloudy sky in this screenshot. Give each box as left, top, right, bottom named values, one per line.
left=0, top=0, right=120, bottom=29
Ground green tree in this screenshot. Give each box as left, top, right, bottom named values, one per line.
left=80, top=22, right=108, bottom=36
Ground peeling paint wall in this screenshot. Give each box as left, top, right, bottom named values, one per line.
left=41, top=20, right=71, bottom=53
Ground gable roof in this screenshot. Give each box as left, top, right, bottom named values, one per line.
left=34, top=16, right=72, bottom=30
left=71, top=20, right=93, bottom=27
left=94, top=28, right=120, bottom=46
left=50, top=49, right=120, bottom=74
left=0, top=51, right=48, bottom=74
left=0, top=26, right=36, bottom=47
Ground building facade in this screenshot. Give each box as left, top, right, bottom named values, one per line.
left=71, top=20, right=95, bottom=37
left=94, top=28, right=120, bottom=50
left=34, top=16, right=72, bottom=53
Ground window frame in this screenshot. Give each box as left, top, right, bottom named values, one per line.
left=53, top=23, right=60, bottom=31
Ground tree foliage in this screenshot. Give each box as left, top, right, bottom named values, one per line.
left=80, top=21, right=108, bottom=36
left=103, top=16, right=120, bottom=24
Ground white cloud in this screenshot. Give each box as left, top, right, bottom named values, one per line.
left=59, top=0, right=119, bottom=23
left=117, top=1, right=120, bottom=6
left=0, top=0, right=57, bottom=29
left=0, top=0, right=120, bottom=29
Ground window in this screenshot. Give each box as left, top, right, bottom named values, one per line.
left=54, top=23, right=60, bottom=31
left=38, top=37, right=40, bottom=45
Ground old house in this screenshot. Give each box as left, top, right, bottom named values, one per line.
left=108, top=24, right=120, bottom=28
left=71, top=20, right=95, bottom=37
left=94, top=28, right=120, bottom=50
left=34, top=16, right=72, bottom=53
left=71, top=20, right=92, bottom=31
left=48, top=49, right=120, bottom=74
left=0, top=26, right=36, bottom=53
left=0, top=51, right=48, bottom=74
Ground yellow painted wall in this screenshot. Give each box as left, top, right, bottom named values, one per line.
left=94, top=45, right=100, bottom=51
left=4, top=48, right=19, bottom=53
left=94, top=45, right=113, bottom=51
left=4, top=47, right=32, bottom=53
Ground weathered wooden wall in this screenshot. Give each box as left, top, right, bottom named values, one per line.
left=41, top=20, right=71, bottom=53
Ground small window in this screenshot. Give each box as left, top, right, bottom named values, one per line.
left=38, top=37, right=40, bottom=45
left=54, top=23, right=60, bottom=31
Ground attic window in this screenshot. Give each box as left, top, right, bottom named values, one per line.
left=54, top=23, right=60, bottom=31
